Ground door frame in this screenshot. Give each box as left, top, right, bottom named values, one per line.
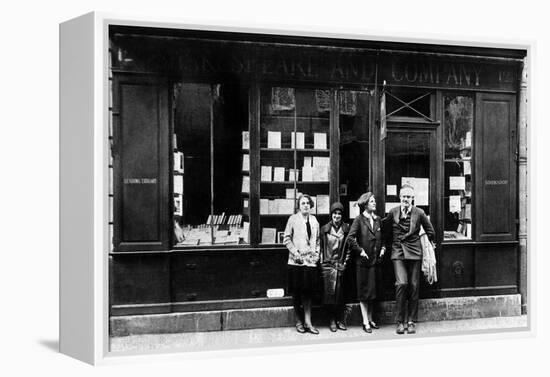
left=381, top=119, right=441, bottom=243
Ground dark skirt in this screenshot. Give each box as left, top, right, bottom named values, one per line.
left=320, top=264, right=346, bottom=305
left=355, top=260, right=377, bottom=301
left=287, top=265, right=320, bottom=297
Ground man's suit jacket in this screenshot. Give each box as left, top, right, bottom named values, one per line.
left=384, top=206, right=435, bottom=260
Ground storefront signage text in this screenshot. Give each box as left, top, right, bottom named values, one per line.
left=172, top=41, right=517, bottom=90
left=485, top=179, right=508, bottom=185
left=390, top=61, right=483, bottom=87
left=123, top=178, right=158, bottom=184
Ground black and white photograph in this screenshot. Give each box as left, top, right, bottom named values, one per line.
left=105, top=19, right=530, bottom=353
left=5, top=0, right=548, bottom=375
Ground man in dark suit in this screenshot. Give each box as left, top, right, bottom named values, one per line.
left=384, top=184, right=435, bottom=334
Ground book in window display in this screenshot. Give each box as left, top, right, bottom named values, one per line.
left=273, top=167, right=285, bottom=182
left=288, top=169, right=299, bottom=182
left=261, top=227, right=277, bottom=244
left=267, top=131, right=281, bottom=149
left=241, top=175, right=250, bottom=193
left=313, top=132, right=327, bottom=150
left=242, top=154, right=250, bottom=172
left=261, top=166, right=273, bottom=181
left=242, top=131, right=250, bottom=150
left=291, top=131, right=305, bottom=149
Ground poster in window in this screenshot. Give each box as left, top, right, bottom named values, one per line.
left=339, top=90, right=357, bottom=116
left=315, top=89, right=331, bottom=112
left=450, top=176, right=466, bottom=190
left=271, top=87, right=295, bottom=111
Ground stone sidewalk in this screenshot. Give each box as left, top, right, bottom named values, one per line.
left=110, top=315, right=528, bottom=354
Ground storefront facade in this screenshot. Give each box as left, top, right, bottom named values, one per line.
left=108, top=25, right=527, bottom=327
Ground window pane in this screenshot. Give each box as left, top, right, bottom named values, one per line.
left=338, top=90, right=370, bottom=220
left=259, top=87, right=331, bottom=244
left=385, top=132, right=431, bottom=216
left=213, top=84, right=250, bottom=245
left=386, top=88, right=431, bottom=119
left=173, top=83, right=250, bottom=246
left=443, top=95, right=473, bottom=240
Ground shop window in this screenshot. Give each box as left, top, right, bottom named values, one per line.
left=443, top=95, right=474, bottom=240
left=258, top=87, right=331, bottom=243
left=173, top=83, right=250, bottom=246
left=338, top=90, right=370, bottom=220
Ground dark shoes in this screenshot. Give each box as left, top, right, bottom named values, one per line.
left=329, top=320, right=337, bottom=332
left=304, top=325, right=319, bottom=335
left=362, top=324, right=372, bottom=333
left=396, top=322, right=406, bottom=334
left=295, top=323, right=306, bottom=333
left=368, top=321, right=380, bottom=329
left=336, top=321, right=347, bottom=331
left=407, top=322, right=416, bottom=334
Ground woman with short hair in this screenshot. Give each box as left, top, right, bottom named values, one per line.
left=319, top=202, right=351, bottom=332
left=283, top=194, right=321, bottom=334
left=346, top=192, right=386, bottom=333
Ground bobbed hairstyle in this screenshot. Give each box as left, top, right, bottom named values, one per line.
left=297, top=194, right=314, bottom=209
left=357, top=192, right=375, bottom=213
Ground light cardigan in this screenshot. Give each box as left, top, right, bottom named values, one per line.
left=283, top=213, right=320, bottom=267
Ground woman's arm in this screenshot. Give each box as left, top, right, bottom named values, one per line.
left=346, top=217, right=364, bottom=258
left=283, top=216, right=301, bottom=261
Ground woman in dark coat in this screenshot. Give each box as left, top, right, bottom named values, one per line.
left=319, top=202, right=351, bottom=332
left=347, top=192, right=386, bottom=333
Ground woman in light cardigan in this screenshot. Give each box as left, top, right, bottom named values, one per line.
left=283, top=194, right=321, bottom=334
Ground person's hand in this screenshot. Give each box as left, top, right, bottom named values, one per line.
left=360, top=249, right=369, bottom=259
left=379, top=247, right=386, bottom=258
left=294, top=250, right=304, bottom=264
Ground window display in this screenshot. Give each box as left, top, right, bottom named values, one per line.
left=443, top=95, right=474, bottom=240
left=259, top=87, right=331, bottom=243
left=173, top=83, right=250, bottom=246
left=338, top=90, right=370, bottom=219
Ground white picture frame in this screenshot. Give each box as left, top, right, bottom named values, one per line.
left=58, top=11, right=535, bottom=367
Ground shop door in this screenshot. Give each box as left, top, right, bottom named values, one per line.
left=383, top=126, right=437, bottom=218
left=381, top=124, right=439, bottom=298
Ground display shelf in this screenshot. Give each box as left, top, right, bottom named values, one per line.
left=259, top=86, right=332, bottom=237
left=261, top=114, right=330, bottom=121
left=260, top=147, right=330, bottom=153
left=260, top=181, right=329, bottom=184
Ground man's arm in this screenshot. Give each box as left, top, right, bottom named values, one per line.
left=420, top=211, right=436, bottom=242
